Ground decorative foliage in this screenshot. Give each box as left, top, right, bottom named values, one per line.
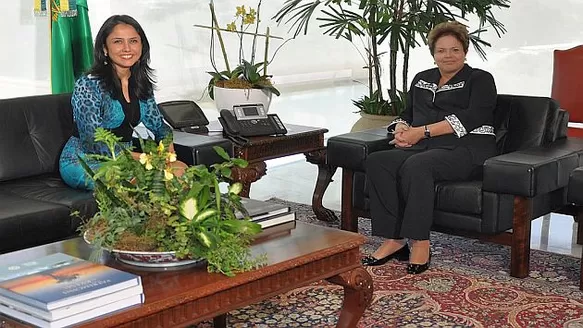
left=274, top=0, right=511, bottom=116
left=197, top=1, right=290, bottom=99
left=80, top=128, right=264, bottom=276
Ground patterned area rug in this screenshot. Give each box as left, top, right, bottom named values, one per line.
left=196, top=198, right=583, bottom=327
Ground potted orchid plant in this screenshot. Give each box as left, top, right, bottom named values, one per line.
left=196, top=0, right=291, bottom=111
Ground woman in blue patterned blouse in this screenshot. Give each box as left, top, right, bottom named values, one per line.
left=59, top=15, right=186, bottom=190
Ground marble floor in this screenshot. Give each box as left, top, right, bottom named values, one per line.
left=198, top=79, right=582, bottom=259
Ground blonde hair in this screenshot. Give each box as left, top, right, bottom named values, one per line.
left=428, top=21, right=470, bottom=56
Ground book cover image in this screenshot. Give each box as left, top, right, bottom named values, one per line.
left=0, top=253, right=140, bottom=310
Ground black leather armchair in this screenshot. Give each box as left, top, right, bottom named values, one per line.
left=327, top=94, right=583, bottom=278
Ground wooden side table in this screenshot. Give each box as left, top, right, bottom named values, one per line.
left=201, top=121, right=338, bottom=222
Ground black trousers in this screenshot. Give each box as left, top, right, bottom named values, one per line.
left=365, top=146, right=479, bottom=240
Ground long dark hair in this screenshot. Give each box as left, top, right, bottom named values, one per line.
left=88, top=15, right=156, bottom=100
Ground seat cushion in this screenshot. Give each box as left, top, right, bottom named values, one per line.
left=0, top=192, right=73, bottom=253
left=435, top=180, right=483, bottom=215
left=0, top=174, right=96, bottom=216
left=568, top=167, right=583, bottom=204
left=0, top=174, right=97, bottom=232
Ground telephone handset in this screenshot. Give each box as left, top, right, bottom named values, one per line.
left=218, top=104, right=287, bottom=137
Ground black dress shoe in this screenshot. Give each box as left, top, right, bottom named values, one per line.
left=361, top=245, right=410, bottom=266
left=406, top=253, right=431, bottom=274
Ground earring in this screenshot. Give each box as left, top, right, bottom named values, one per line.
left=104, top=53, right=108, bottom=65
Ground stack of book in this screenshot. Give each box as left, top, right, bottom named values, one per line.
left=239, top=198, right=296, bottom=232
left=0, top=253, right=144, bottom=328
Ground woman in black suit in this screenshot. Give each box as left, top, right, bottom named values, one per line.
left=361, top=21, right=498, bottom=274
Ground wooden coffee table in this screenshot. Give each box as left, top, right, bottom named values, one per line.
left=0, top=222, right=373, bottom=327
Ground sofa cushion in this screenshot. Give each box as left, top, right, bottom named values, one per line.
left=0, top=192, right=73, bottom=253
left=0, top=174, right=96, bottom=219
left=496, top=95, right=559, bottom=154
left=0, top=94, right=73, bottom=182
left=435, top=180, right=483, bottom=215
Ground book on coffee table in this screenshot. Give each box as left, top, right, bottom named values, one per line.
left=0, top=293, right=143, bottom=328
left=252, top=211, right=296, bottom=229
left=0, top=284, right=143, bottom=321
left=238, top=198, right=290, bottom=220
left=0, top=253, right=142, bottom=311
left=237, top=198, right=295, bottom=229
left=255, top=220, right=297, bottom=239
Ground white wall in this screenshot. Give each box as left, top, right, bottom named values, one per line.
left=1, top=0, right=582, bottom=100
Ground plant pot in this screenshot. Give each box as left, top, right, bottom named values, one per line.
left=350, top=113, right=397, bottom=132
left=83, top=232, right=204, bottom=268
left=110, top=249, right=205, bottom=268
left=213, top=86, right=273, bottom=112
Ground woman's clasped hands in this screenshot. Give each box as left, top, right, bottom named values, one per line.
left=390, top=123, right=425, bottom=148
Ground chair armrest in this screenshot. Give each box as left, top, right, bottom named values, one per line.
left=327, top=128, right=392, bottom=171
left=483, top=138, right=583, bottom=197
left=568, top=167, right=583, bottom=204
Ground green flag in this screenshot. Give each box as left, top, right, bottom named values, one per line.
left=50, top=0, right=93, bottom=94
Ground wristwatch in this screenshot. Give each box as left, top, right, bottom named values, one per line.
left=424, top=125, right=431, bottom=138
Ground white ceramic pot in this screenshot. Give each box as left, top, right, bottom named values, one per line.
left=213, top=86, right=273, bottom=112
left=350, top=113, right=397, bottom=132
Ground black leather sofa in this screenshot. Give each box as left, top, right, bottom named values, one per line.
left=0, top=94, right=232, bottom=254
left=327, top=94, right=583, bottom=278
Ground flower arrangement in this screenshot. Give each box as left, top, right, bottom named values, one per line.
left=80, top=128, right=265, bottom=276
left=196, top=0, right=289, bottom=99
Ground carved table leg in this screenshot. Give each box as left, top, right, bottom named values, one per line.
left=305, top=149, right=338, bottom=222
left=231, top=161, right=267, bottom=197
left=213, top=314, right=227, bottom=328
left=326, top=267, right=373, bottom=328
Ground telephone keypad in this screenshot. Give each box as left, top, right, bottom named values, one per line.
left=239, top=119, right=279, bottom=136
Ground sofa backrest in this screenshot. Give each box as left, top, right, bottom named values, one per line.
left=0, top=93, right=73, bottom=181
left=494, top=94, right=561, bottom=155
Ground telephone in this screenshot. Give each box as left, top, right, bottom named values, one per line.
left=218, top=104, right=287, bottom=137
left=158, top=100, right=209, bottom=133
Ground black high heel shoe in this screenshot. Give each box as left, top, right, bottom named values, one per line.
left=361, top=244, right=410, bottom=266
left=406, top=252, right=431, bottom=274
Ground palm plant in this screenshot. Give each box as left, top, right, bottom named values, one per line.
left=273, top=0, right=511, bottom=116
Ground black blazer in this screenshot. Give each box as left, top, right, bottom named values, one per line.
left=391, top=64, right=498, bottom=164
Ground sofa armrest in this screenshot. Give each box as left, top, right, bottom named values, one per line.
left=327, top=128, right=392, bottom=171
left=483, top=138, right=583, bottom=197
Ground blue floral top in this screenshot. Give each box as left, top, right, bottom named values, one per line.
left=59, top=75, right=172, bottom=190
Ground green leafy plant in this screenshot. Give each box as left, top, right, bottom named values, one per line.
left=197, top=1, right=290, bottom=99
left=80, top=128, right=265, bottom=276
left=274, top=0, right=510, bottom=116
